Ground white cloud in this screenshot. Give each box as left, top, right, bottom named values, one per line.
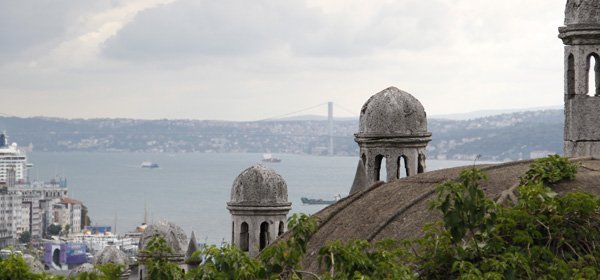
left=0, top=0, right=569, bottom=120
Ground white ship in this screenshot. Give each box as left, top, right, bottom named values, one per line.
left=262, top=153, right=281, bottom=163
left=0, top=132, right=30, bottom=183
left=141, top=161, right=159, bottom=168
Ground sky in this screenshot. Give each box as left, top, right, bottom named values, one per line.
left=0, top=0, right=567, bottom=121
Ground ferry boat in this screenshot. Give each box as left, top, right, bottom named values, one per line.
left=262, top=153, right=281, bottom=163
left=140, top=161, right=159, bottom=168
left=301, top=194, right=342, bottom=205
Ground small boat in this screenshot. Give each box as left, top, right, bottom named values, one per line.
left=262, top=153, right=281, bottom=163
left=301, top=195, right=341, bottom=205
left=141, top=161, right=159, bottom=168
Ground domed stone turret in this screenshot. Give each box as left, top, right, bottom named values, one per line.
left=139, top=220, right=188, bottom=256
left=137, top=220, right=189, bottom=278
left=353, top=87, right=431, bottom=191
left=559, top=0, right=600, bottom=157
left=227, top=165, right=291, bottom=257
left=229, top=164, right=288, bottom=206
left=95, top=246, right=128, bottom=265
left=359, top=87, right=428, bottom=136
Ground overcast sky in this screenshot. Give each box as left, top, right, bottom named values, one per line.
left=0, top=0, right=567, bottom=121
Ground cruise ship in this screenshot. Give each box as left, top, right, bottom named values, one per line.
left=0, top=132, right=30, bottom=183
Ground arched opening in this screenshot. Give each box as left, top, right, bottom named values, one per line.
left=240, top=222, right=249, bottom=252
left=278, top=221, right=284, bottom=236
left=587, top=54, right=600, bottom=96
left=259, top=222, right=269, bottom=251
left=374, top=155, right=387, bottom=181
left=52, top=248, right=61, bottom=268
left=568, top=54, right=575, bottom=97
left=418, top=154, right=426, bottom=173
left=397, top=156, right=408, bottom=179
left=361, top=153, right=366, bottom=167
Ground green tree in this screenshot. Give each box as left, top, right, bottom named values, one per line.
left=81, top=205, right=92, bottom=230
left=140, top=235, right=185, bottom=280
left=0, top=253, right=36, bottom=280
left=47, top=224, right=62, bottom=236
left=96, top=263, right=125, bottom=280
left=64, top=224, right=71, bottom=237
left=259, top=213, right=318, bottom=279
left=18, top=231, right=31, bottom=244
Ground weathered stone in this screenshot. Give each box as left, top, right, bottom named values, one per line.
left=139, top=220, right=188, bottom=256
left=349, top=159, right=368, bottom=195
left=229, top=164, right=288, bottom=206
left=227, top=165, right=291, bottom=257
left=22, top=254, right=44, bottom=274
left=355, top=87, right=431, bottom=185
left=68, top=263, right=99, bottom=278
left=560, top=0, right=600, bottom=157
left=94, top=245, right=128, bottom=266
left=358, top=87, right=428, bottom=136
left=565, top=0, right=600, bottom=25
left=186, top=231, right=198, bottom=260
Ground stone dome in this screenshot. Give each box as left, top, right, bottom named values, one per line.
left=22, top=254, right=44, bottom=274
left=287, top=158, right=600, bottom=272
left=94, top=245, right=128, bottom=265
left=358, top=87, right=428, bottom=136
left=565, top=0, right=600, bottom=25
left=229, top=164, right=289, bottom=206
left=139, top=220, right=188, bottom=255
left=68, top=263, right=99, bottom=278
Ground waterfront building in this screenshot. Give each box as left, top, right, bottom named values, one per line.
left=0, top=185, right=23, bottom=248
left=17, top=179, right=69, bottom=239
left=227, top=164, right=291, bottom=257
left=52, top=197, right=82, bottom=234
left=0, top=131, right=85, bottom=245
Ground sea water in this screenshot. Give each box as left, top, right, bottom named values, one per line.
left=27, top=152, right=481, bottom=244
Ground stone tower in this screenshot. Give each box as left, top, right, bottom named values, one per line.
left=354, top=87, right=431, bottom=186
left=559, top=0, right=600, bottom=157
left=227, top=164, right=291, bottom=256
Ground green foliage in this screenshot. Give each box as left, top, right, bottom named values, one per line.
left=81, top=205, right=92, bottom=229
left=0, top=253, right=37, bottom=280
left=95, top=263, right=125, bottom=280
left=260, top=213, right=318, bottom=278
left=431, top=168, right=495, bottom=244
left=520, top=154, right=579, bottom=186
left=187, top=213, right=318, bottom=280
left=186, top=244, right=262, bottom=280
left=318, top=239, right=415, bottom=280
left=140, top=235, right=185, bottom=280
left=19, top=231, right=31, bottom=244
left=414, top=155, right=600, bottom=279
left=47, top=224, right=62, bottom=236
left=73, top=271, right=101, bottom=280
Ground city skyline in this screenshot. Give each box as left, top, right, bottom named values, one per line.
left=0, top=0, right=565, bottom=121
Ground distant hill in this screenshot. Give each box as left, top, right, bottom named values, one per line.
left=430, top=105, right=562, bottom=120
left=0, top=109, right=564, bottom=161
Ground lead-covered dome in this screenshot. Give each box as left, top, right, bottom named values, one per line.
left=229, top=164, right=289, bottom=206
left=358, top=87, right=428, bottom=136
left=95, top=246, right=128, bottom=265
left=139, top=220, right=188, bottom=255
left=565, top=0, right=600, bottom=25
